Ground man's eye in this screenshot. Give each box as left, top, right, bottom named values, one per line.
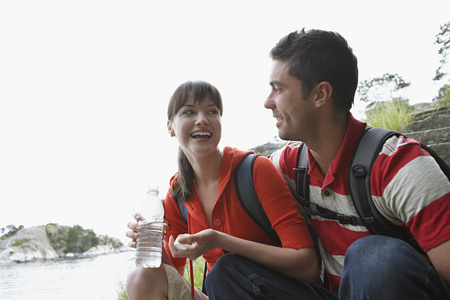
left=272, top=85, right=280, bottom=93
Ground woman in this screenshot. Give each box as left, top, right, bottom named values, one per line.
left=126, top=81, right=317, bottom=300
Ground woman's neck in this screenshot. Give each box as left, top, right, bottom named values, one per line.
left=189, top=148, right=223, bottom=185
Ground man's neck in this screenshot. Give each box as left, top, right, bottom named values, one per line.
left=308, top=113, right=348, bottom=176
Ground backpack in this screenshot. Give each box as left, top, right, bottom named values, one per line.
left=294, top=127, right=450, bottom=251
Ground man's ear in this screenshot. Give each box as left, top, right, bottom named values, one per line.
left=314, top=81, right=333, bottom=108
left=167, top=121, right=175, bottom=137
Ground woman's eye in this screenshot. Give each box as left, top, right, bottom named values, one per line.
left=208, top=109, right=219, bottom=115
left=181, top=109, right=194, bottom=115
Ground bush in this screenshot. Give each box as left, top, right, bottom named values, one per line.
left=12, top=238, right=31, bottom=248
left=364, top=98, right=415, bottom=131
left=44, top=223, right=124, bottom=254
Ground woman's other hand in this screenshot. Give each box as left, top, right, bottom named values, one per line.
left=126, top=213, right=171, bottom=248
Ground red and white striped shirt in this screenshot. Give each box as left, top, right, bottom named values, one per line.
left=270, top=113, right=450, bottom=292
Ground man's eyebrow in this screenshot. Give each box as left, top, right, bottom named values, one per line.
left=269, top=80, right=282, bottom=86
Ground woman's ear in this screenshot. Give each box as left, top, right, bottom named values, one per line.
left=167, top=121, right=175, bottom=137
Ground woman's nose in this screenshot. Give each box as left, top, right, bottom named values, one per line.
left=195, top=112, right=209, bottom=125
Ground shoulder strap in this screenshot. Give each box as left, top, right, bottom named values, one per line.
left=235, top=154, right=281, bottom=245
left=294, top=143, right=309, bottom=202
left=348, top=127, right=404, bottom=237
left=175, top=195, right=188, bottom=223
left=294, top=144, right=371, bottom=226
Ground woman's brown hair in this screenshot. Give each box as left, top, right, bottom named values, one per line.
left=167, top=81, right=223, bottom=201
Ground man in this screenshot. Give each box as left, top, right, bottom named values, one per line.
left=205, top=29, right=450, bottom=299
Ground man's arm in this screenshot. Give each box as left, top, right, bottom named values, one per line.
left=427, top=239, right=450, bottom=285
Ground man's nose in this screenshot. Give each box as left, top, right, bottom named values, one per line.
left=264, top=94, right=274, bottom=110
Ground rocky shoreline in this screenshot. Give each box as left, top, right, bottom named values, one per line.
left=0, top=225, right=128, bottom=265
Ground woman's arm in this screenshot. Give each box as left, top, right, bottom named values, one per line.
left=169, top=229, right=318, bottom=283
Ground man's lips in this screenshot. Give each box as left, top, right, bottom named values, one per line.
left=273, top=115, right=283, bottom=127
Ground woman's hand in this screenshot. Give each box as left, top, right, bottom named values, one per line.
left=126, top=213, right=142, bottom=248
left=126, top=213, right=171, bottom=248
left=168, top=229, right=219, bottom=260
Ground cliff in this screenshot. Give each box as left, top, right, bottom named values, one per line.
left=402, top=106, right=450, bottom=166
left=0, top=225, right=126, bottom=264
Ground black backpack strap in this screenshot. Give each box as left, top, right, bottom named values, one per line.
left=348, top=127, right=405, bottom=237
left=235, top=154, right=281, bottom=245
left=293, top=144, right=328, bottom=288
left=294, top=143, right=309, bottom=201
left=294, top=144, right=370, bottom=226
left=175, top=196, right=188, bottom=224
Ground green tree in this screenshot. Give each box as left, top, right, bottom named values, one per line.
left=434, top=20, right=450, bottom=82
left=65, top=224, right=100, bottom=253
left=434, top=84, right=450, bottom=107
left=0, top=224, right=24, bottom=241
left=358, top=73, right=411, bottom=107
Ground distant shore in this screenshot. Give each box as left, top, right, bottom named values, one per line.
left=0, top=224, right=128, bottom=264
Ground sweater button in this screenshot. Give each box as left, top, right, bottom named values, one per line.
left=213, top=219, right=222, bottom=226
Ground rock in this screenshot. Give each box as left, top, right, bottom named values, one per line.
left=402, top=106, right=450, bottom=166
left=0, top=226, right=59, bottom=264
left=82, top=245, right=118, bottom=256
left=403, top=106, right=450, bottom=133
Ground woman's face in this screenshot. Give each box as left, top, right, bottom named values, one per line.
left=168, top=94, right=222, bottom=159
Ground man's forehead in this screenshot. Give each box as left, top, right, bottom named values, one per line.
left=270, top=60, right=290, bottom=81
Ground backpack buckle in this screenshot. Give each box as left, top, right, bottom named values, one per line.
left=336, top=214, right=354, bottom=225
left=352, top=165, right=367, bottom=179
left=362, top=217, right=375, bottom=225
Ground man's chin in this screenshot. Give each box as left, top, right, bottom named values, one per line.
left=277, top=130, right=290, bottom=141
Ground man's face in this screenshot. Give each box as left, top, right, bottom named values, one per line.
left=264, top=60, right=316, bottom=142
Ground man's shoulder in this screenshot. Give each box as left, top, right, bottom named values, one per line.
left=268, top=141, right=304, bottom=178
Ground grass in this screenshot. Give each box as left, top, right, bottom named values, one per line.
left=183, top=257, right=206, bottom=291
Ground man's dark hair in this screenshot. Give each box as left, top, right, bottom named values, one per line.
left=270, top=28, right=358, bottom=112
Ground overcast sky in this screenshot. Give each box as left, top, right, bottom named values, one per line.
left=1, top=1, right=449, bottom=242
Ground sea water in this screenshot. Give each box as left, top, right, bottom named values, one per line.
left=0, top=251, right=135, bottom=300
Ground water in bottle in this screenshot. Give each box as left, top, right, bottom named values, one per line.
left=135, top=186, right=164, bottom=268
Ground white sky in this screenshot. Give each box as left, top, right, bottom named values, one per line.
left=1, top=0, right=449, bottom=243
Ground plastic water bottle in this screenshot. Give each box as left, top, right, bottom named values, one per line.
left=135, top=186, right=164, bottom=268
